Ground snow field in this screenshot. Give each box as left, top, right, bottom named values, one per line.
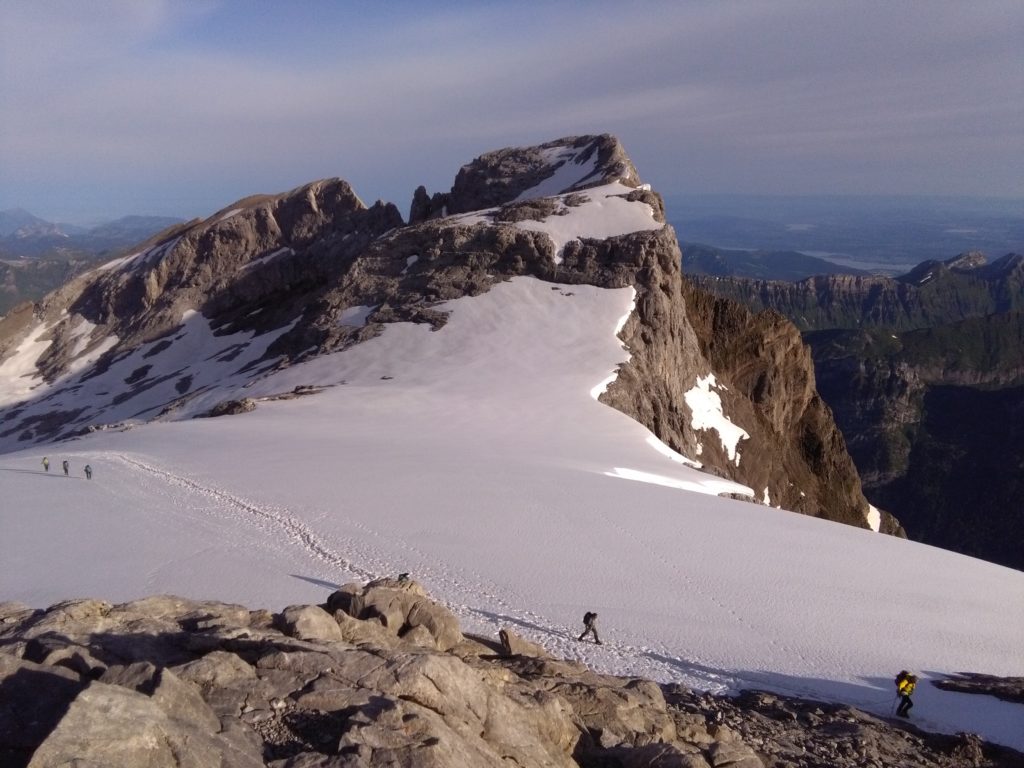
left=1, top=277, right=1022, bottom=750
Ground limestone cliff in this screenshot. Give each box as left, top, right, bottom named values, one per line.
left=690, top=252, right=1024, bottom=333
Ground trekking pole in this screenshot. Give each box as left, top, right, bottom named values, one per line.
left=890, top=694, right=898, bottom=716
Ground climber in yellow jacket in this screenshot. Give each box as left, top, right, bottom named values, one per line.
left=895, top=671, right=917, bottom=718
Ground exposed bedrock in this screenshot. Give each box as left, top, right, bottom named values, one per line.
left=2, top=583, right=1016, bottom=768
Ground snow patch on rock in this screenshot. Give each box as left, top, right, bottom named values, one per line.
left=684, top=374, right=750, bottom=466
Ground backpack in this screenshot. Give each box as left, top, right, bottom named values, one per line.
left=583, top=611, right=595, bottom=625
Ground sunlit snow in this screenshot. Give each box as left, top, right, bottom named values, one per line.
left=516, top=182, right=663, bottom=265
left=512, top=144, right=600, bottom=202
left=0, top=319, right=52, bottom=406
left=242, top=247, right=292, bottom=271
left=684, top=374, right=750, bottom=465
left=337, top=305, right=375, bottom=327
left=867, top=504, right=882, bottom=533
left=450, top=182, right=663, bottom=266
left=68, top=318, right=97, bottom=356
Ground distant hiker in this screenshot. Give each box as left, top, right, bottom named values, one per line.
left=84, top=465, right=92, bottom=480
left=41, top=456, right=49, bottom=472
left=895, top=671, right=917, bottom=718
left=62, top=460, right=69, bottom=477
left=578, top=611, right=601, bottom=644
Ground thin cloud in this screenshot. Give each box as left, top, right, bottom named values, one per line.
left=1, top=1, right=1021, bottom=221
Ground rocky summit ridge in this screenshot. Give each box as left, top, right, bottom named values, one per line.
left=0, top=134, right=895, bottom=533
left=2, top=581, right=1020, bottom=768
left=689, top=251, right=1024, bottom=334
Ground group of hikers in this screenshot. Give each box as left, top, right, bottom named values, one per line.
left=41, top=456, right=92, bottom=480
left=575, top=611, right=920, bottom=720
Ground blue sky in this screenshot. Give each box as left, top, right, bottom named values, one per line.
left=1, top=1, right=1022, bottom=223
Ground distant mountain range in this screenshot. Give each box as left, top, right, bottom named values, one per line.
left=689, top=251, right=1024, bottom=332
left=690, top=252, right=1024, bottom=570
left=0, top=209, right=183, bottom=315
left=0, top=208, right=183, bottom=260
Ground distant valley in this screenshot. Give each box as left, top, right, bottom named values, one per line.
left=682, top=242, right=869, bottom=281
left=668, top=194, right=1024, bottom=275
left=688, top=249, right=1024, bottom=570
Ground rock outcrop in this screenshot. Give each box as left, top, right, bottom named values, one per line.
left=2, top=587, right=1019, bottom=768
left=933, top=674, right=1024, bottom=705
left=410, top=134, right=641, bottom=223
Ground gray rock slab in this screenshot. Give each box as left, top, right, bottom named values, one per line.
left=277, top=605, right=344, bottom=643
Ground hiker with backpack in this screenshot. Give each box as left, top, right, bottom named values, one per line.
left=578, top=611, right=601, bottom=644
left=84, top=465, right=92, bottom=480
left=41, top=456, right=49, bottom=472
left=895, top=671, right=917, bottom=718
left=62, top=459, right=69, bottom=476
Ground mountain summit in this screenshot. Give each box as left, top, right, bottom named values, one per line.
left=0, top=135, right=894, bottom=533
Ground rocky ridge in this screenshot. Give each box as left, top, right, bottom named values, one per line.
left=0, top=134, right=890, bottom=532
left=2, top=582, right=1020, bottom=768
left=689, top=252, right=1024, bottom=333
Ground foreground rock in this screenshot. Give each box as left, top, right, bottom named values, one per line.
left=2, top=584, right=1020, bottom=767
left=667, top=687, right=1024, bottom=768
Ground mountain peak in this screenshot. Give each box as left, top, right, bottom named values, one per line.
left=0, top=208, right=54, bottom=238
left=411, top=134, right=641, bottom=223
left=945, top=250, right=987, bottom=271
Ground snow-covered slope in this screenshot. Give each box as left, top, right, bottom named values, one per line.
left=2, top=277, right=1022, bottom=751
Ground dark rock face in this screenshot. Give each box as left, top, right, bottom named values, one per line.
left=200, top=398, right=257, bottom=418
left=678, top=282, right=902, bottom=532
left=805, top=313, right=1024, bottom=568
left=2, top=590, right=1020, bottom=768
left=0, top=134, right=880, bottom=532
left=867, top=383, right=1024, bottom=569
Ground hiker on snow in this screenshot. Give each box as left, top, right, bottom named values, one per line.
left=42, top=457, right=49, bottom=472
left=895, top=671, right=917, bottom=718
left=62, top=460, right=69, bottom=476
left=84, top=465, right=92, bottom=480
left=578, top=611, right=602, bottom=644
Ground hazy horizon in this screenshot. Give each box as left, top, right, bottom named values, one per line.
left=2, top=1, right=1022, bottom=223
left=3, top=191, right=1022, bottom=230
